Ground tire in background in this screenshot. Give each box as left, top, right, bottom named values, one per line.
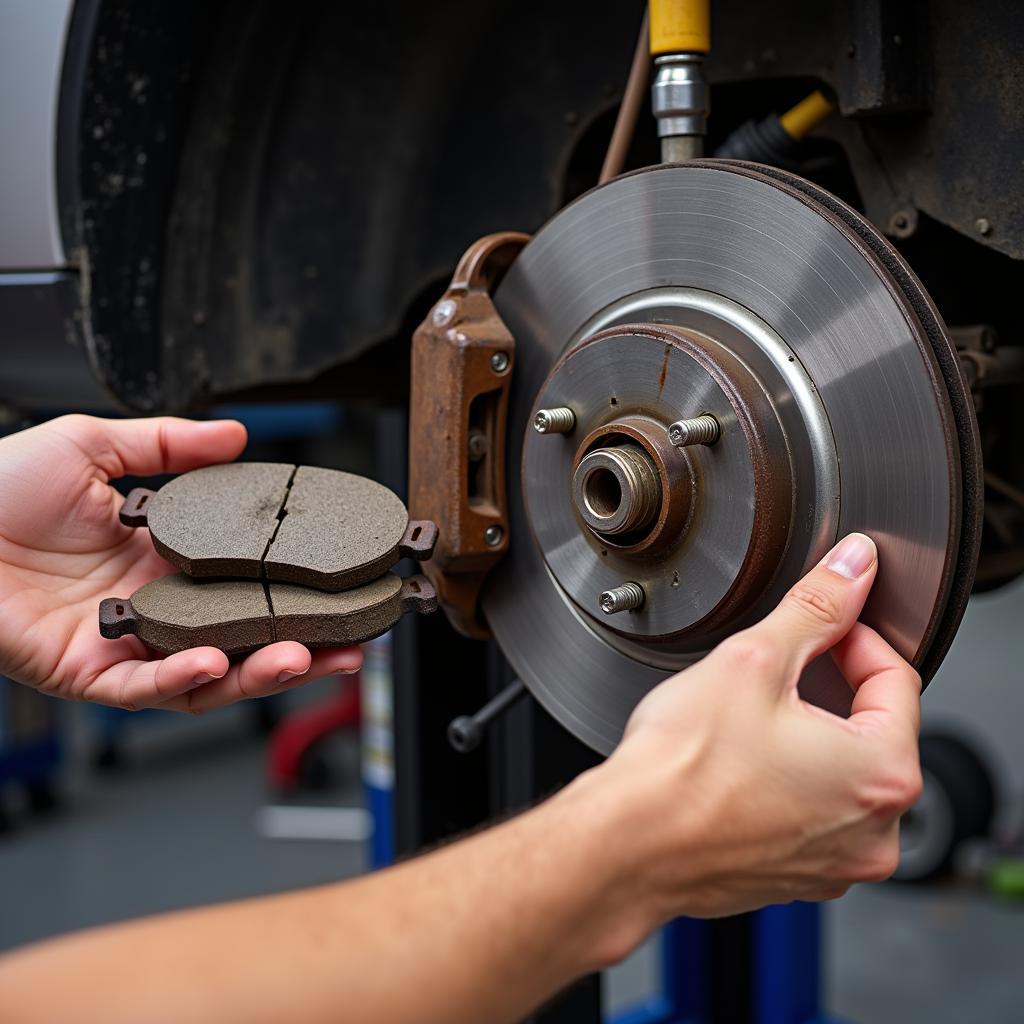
left=895, top=732, right=997, bottom=883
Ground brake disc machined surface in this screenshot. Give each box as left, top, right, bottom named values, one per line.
left=481, top=161, right=981, bottom=755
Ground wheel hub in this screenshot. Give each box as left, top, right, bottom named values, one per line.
left=525, top=320, right=807, bottom=646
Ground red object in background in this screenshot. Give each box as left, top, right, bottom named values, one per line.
left=267, top=673, right=361, bottom=792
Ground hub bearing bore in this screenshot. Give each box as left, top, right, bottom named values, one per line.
left=573, top=445, right=661, bottom=539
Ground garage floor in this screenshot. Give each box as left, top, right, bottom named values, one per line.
left=1, top=707, right=1021, bottom=1022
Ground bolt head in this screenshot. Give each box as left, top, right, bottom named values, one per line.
left=484, top=524, right=504, bottom=547
left=447, top=716, right=480, bottom=753
left=467, top=431, right=488, bottom=460
left=432, top=298, right=457, bottom=326
left=490, top=351, right=510, bottom=374
left=887, top=207, right=917, bottom=239
left=976, top=217, right=993, bottom=236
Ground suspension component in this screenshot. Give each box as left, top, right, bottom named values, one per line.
left=650, top=0, right=710, bottom=161
left=447, top=679, right=528, bottom=753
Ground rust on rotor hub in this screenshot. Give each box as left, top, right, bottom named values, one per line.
left=524, top=321, right=795, bottom=642
left=570, top=414, right=694, bottom=557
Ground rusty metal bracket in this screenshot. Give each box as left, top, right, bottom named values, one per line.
left=408, top=231, right=529, bottom=638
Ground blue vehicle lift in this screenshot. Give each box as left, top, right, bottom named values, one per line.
left=0, top=678, right=62, bottom=813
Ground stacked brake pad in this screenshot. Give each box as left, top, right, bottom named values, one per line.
left=98, top=463, right=439, bottom=656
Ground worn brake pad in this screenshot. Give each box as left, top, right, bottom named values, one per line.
left=120, top=463, right=437, bottom=591
left=99, top=572, right=437, bottom=656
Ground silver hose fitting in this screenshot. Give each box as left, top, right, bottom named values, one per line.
left=668, top=414, right=720, bottom=447
left=600, top=582, right=646, bottom=615
left=534, top=407, right=576, bottom=435
left=652, top=54, right=709, bottom=161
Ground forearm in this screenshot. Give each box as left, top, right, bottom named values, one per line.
left=0, top=769, right=653, bottom=1024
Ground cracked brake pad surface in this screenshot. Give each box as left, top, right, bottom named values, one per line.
left=144, top=462, right=293, bottom=580
left=134, top=463, right=411, bottom=591
left=99, top=573, right=437, bottom=656
left=264, top=466, right=409, bottom=590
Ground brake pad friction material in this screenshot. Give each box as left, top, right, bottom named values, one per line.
left=126, top=463, right=418, bottom=592
left=271, top=573, right=436, bottom=647
left=145, top=462, right=295, bottom=579
left=99, top=574, right=437, bottom=656
left=263, top=466, right=409, bottom=591
left=100, top=576, right=274, bottom=656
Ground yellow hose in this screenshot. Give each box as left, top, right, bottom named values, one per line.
left=649, top=0, right=710, bottom=55
left=778, top=90, right=835, bottom=140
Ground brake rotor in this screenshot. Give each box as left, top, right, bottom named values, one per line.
left=482, top=160, right=981, bottom=755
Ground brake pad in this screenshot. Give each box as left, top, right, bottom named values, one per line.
left=99, top=572, right=437, bottom=656
left=120, top=463, right=437, bottom=591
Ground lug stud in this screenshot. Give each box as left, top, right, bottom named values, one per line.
left=600, top=582, right=645, bottom=614
left=534, top=407, right=576, bottom=434
left=668, top=414, right=720, bottom=447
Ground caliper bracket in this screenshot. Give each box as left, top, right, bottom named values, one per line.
left=408, top=232, right=528, bottom=638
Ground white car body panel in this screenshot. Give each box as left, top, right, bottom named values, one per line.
left=0, top=0, right=75, bottom=269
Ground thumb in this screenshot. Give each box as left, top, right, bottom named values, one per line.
left=56, top=415, right=248, bottom=479
left=752, top=532, right=878, bottom=673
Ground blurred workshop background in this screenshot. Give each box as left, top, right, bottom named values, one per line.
left=3, top=0, right=1024, bottom=1022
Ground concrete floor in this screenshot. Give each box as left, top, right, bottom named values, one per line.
left=2, top=706, right=1022, bottom=1022
left=0, top=696, right=366, bottom=951
left=829, top=882, right=1024, bottom=1023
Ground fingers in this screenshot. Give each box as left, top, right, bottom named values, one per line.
left=750, top=533, right=878, bottom=679
left=831, top=622, right=922, bottom=739
left=174, top=642, right=310, bottom=712
left=83, top=643, right=361, bottom=713
left=83, top=646, right=231, bottom=710
left=57, top=415, right=248, bottom=480
left=291, top=645, right=363, bottom=683
left=162, top=642, right=362, bottom=714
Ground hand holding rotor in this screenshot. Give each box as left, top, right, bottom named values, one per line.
left=570, top=532, right=922, bottom=931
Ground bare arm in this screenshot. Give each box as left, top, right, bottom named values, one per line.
left=0, top=782, right=636, bottom=1024
left=0, top=533, right=921, bottom=1023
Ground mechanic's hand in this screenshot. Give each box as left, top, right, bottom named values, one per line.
left=0, top=415, right=361, bottom=711
left=586, top=533, right=921, bottom=925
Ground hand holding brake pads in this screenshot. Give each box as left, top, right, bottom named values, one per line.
left=99, top=463, right=439, bottom=655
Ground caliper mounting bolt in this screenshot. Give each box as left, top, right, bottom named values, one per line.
left=533, top=407, right=576, bottom=434
left=600, top=581, right=646, bottom=615
left=668, top=414, right=720, bottom=448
